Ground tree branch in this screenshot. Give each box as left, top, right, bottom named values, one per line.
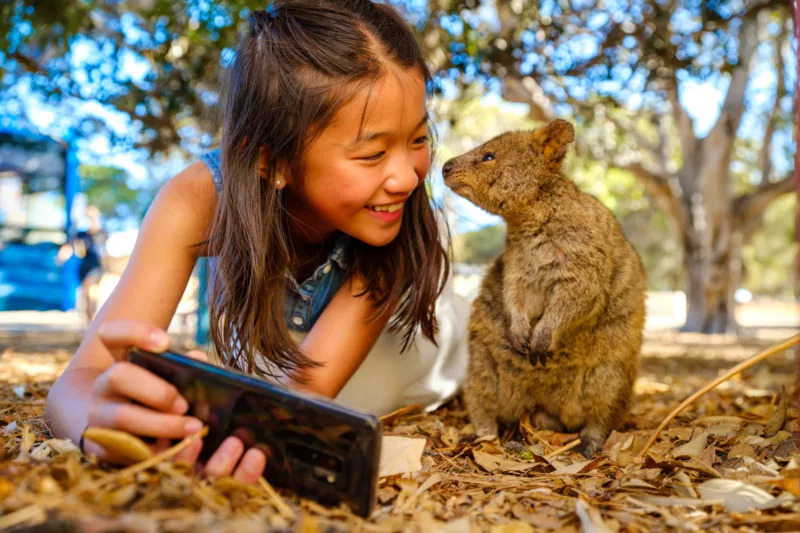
left=9, top=51, right=48, bottom=77
left=654, top=113, right=675, bottom=173
left=705, top=15, right=759, bottom=146
left=501, top=76, right=555, bottom=123
left=621, top=160, right=692, bottom=246
left=494, top=0, right=518, bottom=39
left=665, top=83, right=696, bottom=172
left=758, top=19, right=789, bottom=183
left=734, top=174, right=795, bottom=230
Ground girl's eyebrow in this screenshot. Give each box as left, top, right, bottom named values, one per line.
left=352, top=112, right=429, bottom=146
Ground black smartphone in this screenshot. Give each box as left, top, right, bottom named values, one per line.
left=127, top=347, right=381, bottom=517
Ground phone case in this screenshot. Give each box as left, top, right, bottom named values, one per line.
left=127, top=347, right=381, bottom=517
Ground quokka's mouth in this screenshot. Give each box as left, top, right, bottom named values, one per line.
left=447, top=183, right=472, bottom=195
left=442, top=173, right=462, bottom=187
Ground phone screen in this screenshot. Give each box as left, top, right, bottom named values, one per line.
left=127, top=348, right=380, bottom=516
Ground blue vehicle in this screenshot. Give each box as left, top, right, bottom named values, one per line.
left=0, top=128, right=80, bottom=311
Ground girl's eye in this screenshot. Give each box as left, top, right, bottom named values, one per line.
left=482, top=152, right=495, bottom=162
left=361, top=151, right=385, bottom=161
left=413, top=135, right=429, bottom=145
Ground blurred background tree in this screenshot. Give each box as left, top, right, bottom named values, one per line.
left=0, top=0, right=257, bottom=154
left=79, top=164, right=156, bottom=224
left=418, top=0, right=795, bottom=333
left=1, top=0, right=795, bottom=332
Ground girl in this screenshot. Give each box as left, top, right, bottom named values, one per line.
left=45, top=0, right=467, bottom=484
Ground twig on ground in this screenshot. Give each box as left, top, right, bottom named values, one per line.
left=638, top=333, right=800, bottom=458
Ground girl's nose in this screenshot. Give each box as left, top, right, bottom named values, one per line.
left=385, top=157, right=421, bottom=195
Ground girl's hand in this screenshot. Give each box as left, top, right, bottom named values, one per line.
left=85, top=319, right=266, bottom=483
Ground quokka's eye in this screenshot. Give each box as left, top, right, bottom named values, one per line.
left=482, top=152, right=495, bottom=162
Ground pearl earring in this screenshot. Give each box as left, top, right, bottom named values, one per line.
left=275, top=178, right=282, bottom=187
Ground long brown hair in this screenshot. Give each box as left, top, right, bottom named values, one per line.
left=207, top=0, right=449, bottom=380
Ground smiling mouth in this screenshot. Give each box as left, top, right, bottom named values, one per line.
left=366, top=202, right=404, bottom=213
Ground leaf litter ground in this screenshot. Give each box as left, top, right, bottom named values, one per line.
left=1, top=329, right=799, bottom=532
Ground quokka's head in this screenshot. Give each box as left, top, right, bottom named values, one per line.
left=442, top=119, right=574, bottom=216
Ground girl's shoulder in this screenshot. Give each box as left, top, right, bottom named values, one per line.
left=146, top=159, right=218, bottom=254
left=165, top=158, right=218, bottom=208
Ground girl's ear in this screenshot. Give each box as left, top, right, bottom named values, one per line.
left=259, top=145, right=290, bottom=189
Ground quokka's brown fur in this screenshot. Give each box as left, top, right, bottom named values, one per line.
left=442, top=119, right=646, bottom=457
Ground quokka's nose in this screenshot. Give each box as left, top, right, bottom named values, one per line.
left=442, top=160, right=454, bottom=176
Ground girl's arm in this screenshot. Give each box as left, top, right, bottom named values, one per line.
left=290, top=275, right=393, bottom=398
left=47, top=161, right=266, bottom=482
left=46, top=162, right=215, bottom=444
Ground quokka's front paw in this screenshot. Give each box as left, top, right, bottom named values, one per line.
left=528, top=346, right=552, bottom=366
left=508, top=332, right=530, bottom=355
left=507, top=314, right=531, bottom=355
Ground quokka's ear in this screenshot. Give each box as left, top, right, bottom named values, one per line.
left=531, top=119, right=574, bottom=167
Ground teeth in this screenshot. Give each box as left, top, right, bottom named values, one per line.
left=371, top=203, right=403, bottom=213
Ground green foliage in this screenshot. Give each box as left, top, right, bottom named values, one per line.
left=1, top=0, right=265, bottom=152
left=741, top=195, right=796, bottom=298
left=453, top=223, right=505, bottom=264
left=79, top=164, right=155, bottom=221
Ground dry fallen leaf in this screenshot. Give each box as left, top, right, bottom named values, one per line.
left=769, top=476, right=800, bottom=497
left=697, top=479, right=785, bottom=512
left=575, top=499, right=613, bottom=533
left=82, top=427, right=153, bottom=463
left=3, top=333, right=800, bottom=532
left=379, top=436, right=426, bottom=477
left=511, top=502, right=562, bottom=529
left=671, top=430, right=708, bottom=459
left=764, top=386, right=789, bottom=437
left=18, top=423, right=34, bottom=458
left=554, top=458, right=594, bottom=474
left=727, top=443, right=756, bottom=459
left=670, top=470, right=697, bottom=498
left=490, top=522, right=535, bottom=533
left=473, top=451, right=537, bottom=473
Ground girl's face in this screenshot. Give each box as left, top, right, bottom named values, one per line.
left=284, top=66, right=430, bottom=247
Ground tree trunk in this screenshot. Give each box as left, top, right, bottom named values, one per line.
left=681, top=233, right=742, bottom=334
left=676, top=17, right=759, bottom=334
left=682, top=245, right=710, bottom=332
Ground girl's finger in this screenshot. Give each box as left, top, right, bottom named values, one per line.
left=88, top=401, right=203, bottom=440
left=232, top=448, right=267, bottom=485
left=97, top=319, right=169, bottom=360
left=153, top=438, right=172, bottom=453
left=184, top=349, right=210, bottom=362
left=94, top=362, right=188, bottom=414
left=204, top=436, right=245, bottom=478
left=174, top=439, right=204, bottom=467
